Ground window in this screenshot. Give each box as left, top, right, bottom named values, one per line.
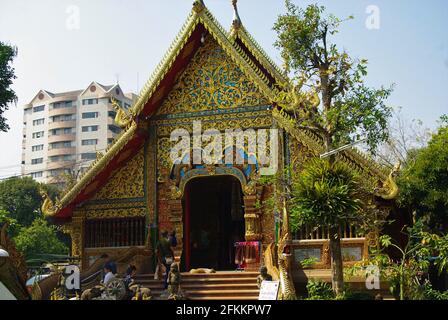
left=31, top=171, right=43, bottom=178
left=50, top=128, right=74, bottom=136
left=51, top=114, right=75, bottom=122
left=52, top=101, right=73, bottom=109
left=84, top=217, right=146, bottom=248
left=32, top=131, right=44, bottom=139
left=33, top=105, right=45, bottom=112
left=107, top=138, right=114, bottom=144
left=82, top=139, right=98, bottom=146
left=32, top=144, right=44, bottom=152
left=82, top=125, right=98, bottom=132
left=31, top=158, right=43, bottom=165
left=82, top=112, right=99, bottom=119
left=49, top=168, right=72, bottom=177
left=49, top=141, right=73, bottom=149
left=124, top=103, right=131, bottom=109
left=82, top=98, right=98, bottom=105
left=33, top=118, right=45, bottom=126
left=81, top=153, right=97, bottom=160
left=49, top=154, right=75, bottom=162
left=108, top=111, right=116, bottom=119
left=108, top=125, right=120, bottom=134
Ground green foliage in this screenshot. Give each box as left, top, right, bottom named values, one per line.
left=418, top=282, right=448, bottom=300
left=299, top=257, right=318, bottom=269
left=0, top=42, right=18, bottom=132
left=14, top=218, right=68, bottom=260
left=273, top=1, right=393, bottom=152
left=398, top=117, right=448, bottom=230
left=0, top=176, right=59, bottom=226
left=290, top=158, right=362, bottom=230
left=351, top=220, right=448, bottom=300
left=305, top=279, right=335, bottom=300
left=0, top=208, right=20, bottom=236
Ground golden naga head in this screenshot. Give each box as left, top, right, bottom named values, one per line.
left=39, top=188, right=60, bottom=217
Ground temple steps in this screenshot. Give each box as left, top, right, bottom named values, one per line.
left=133, top=271, right=260, bottom=300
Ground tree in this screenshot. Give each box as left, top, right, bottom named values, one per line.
left=0, top=176, right=59, bottom=227
left=0, top=42, right=18, bottom=132
left=398, top=116, right=448, bottom=231
left=14, top=218, right=68, bottom=260
left=273, top=2, right=393, bottom=294
left=375, top=107, right=431, bottom=169
left=290, top=159, right=363, bottom=296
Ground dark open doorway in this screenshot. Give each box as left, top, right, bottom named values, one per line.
left=182, top=175, right=245, bottom=271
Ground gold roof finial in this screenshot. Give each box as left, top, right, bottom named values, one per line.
left=231, top=0, right=242, bottom=36
left=232, top=0, right=243, bottom=31
left=193, top=0, right=205, bottom=13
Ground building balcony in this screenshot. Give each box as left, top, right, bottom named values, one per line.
left=48, top=107, right=76, bottom=117
left=47, top=160, right=76, bottom=170
left=48, top=120, right=76, bottom=130
left=48, top=133, right=76, bottom=143
left=47, top=147, right=76, bottom=157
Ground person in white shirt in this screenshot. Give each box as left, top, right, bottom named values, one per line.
left=103, top=263, right=115, bottom=285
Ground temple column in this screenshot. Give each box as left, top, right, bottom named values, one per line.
left=70, top=215, right=86, bottom=270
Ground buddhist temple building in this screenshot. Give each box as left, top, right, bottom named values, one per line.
left=41, top=0, right=398, bottom=297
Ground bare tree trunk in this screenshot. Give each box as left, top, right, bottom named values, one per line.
left=329, top=226, right=344, bottom=295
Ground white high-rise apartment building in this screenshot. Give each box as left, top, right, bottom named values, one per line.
left=21, top=81, right=137, bottom=186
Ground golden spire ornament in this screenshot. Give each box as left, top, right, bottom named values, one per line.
left=231, top=0, right=242, bottom=36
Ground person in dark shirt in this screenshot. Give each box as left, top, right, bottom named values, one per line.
left=124, top=264, right=137, bottom=289
left=169, top=230, right=178, bottom=248
left=157, top=231, right=174, bottom=289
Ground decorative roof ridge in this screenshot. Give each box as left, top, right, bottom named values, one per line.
left=130, top=1, right=277, bottom=118
left=272, top=107, right=388, bottom=181
left=236, top=26, right=287, bottom=84
left=198, top=7, right=275, bottom=100
left=130, top=11, right=198, bottom=117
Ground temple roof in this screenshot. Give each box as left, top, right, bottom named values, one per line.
left=44, top=0, right=286, bottom=220
left=43, top=0, right=391, bottom=220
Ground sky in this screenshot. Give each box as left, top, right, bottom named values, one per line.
left=0, top=0, right=447, bottom=178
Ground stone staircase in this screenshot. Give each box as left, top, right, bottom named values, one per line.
left=134, top=271, right=260, bottom=300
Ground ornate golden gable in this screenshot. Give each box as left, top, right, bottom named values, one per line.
left=156, top=35, right=269, bottom=115
left=92, top=148, right=145, bottom=200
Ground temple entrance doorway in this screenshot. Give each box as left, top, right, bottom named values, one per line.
left=181, top=175, right=245, bottom=271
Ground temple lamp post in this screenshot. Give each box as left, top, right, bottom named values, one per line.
left=320, top=139, right=367, bottom=159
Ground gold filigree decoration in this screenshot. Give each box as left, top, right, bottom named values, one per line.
left=157, top=36, right=268, bottom=115
left=85, top=208, right=146, bottom=220
left=93, top=148, right=145, bottom=200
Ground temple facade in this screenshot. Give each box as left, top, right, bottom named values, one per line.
left=42, top=1, right=396, bottom=289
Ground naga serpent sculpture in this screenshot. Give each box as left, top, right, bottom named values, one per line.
left=111, top=98, right=133, bottom=129
left=40, top=189, right=60, bottom=217
left=376, top=162, right=400, bottom=200
left=263, top=203, right=297, bottom=299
